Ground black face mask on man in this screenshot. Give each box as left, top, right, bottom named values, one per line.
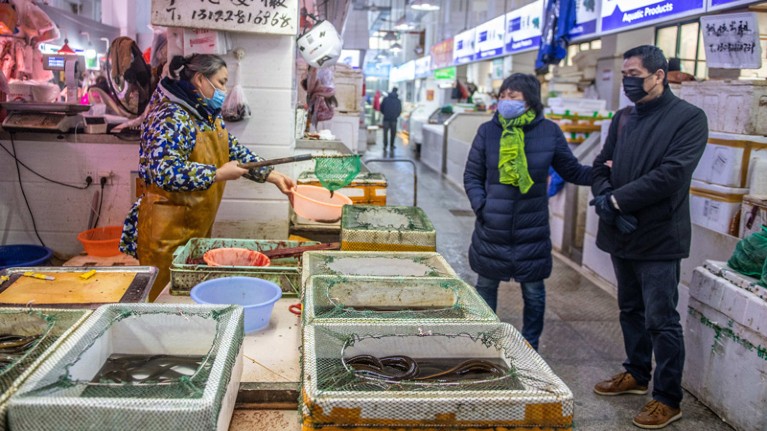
left=622, top=76, right=651, bottom=103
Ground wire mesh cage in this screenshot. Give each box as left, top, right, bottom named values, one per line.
left=0, top=308, right=92, bottom=431
left=303, top=276, right=497, bottom=325
left=340, top=205, right=437, bottom=252
left=301, top=322, right=574, bottom=430
left=8, top=304, right=244, bottom=431
left=301, top=251, right=457, bottom=288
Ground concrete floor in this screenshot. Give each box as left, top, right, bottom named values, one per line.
left=361, top=132, right=734, bottom=431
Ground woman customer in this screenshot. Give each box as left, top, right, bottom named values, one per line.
left=119, top=54, right=294, bottom=301
left=463, top=73, right=592, bottom=350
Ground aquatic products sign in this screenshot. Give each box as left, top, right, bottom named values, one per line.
left=474, top=15, right=506, bottom=60
left=151, top=0, right=298, bottom=35
left=570, top=0, right=600, bottom=39
left=453, top=29, right=477, bottom=64
left=600, top=0, right=704, bottom=33
left=505, top=0, right=543, bottom=54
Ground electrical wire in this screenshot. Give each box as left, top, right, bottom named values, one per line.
left=9, top=134, right=46, bottom=248
left=0, top=139, right=92, bottom=190
left=92, top=180, right=106, bottom=229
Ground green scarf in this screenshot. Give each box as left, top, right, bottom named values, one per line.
left=498, top=109, right=536, bottom=193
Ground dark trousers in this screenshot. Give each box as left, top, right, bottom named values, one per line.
left=475, top=275, right=546, bottom=350
left=382, top=120, right=397, bottom=149
left=612, top=256, right=685, bottom=409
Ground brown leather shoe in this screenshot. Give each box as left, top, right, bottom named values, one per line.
left=593, top=371, right=648, bottom=396
left=632, top=399, right=682, bottom=429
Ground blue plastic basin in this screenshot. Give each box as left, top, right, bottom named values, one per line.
left=190, top=277, right=282, bottom=333
left=0, top=245, right=53, bottom=270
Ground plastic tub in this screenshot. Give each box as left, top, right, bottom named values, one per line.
left=291, top=185, right=352, bottom=223
left=202, top=248, right=271, bottom=267
left=77, top=226, right=122, bottom=257
left=0, top=245, right=53, bottom=269
left=190, top=277, right=282, bottom=333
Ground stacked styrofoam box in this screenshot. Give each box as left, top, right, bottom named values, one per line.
left=693, top=132, right=767, bottom=188
left=8, top=304, right=244, bottom=431
left=547, top=97, right=607, bottom=116
left=705, top=260, right=767, bottom=302
left=690, top=180, right=748, bottom=236
left=740, top=195, right=767, bottom=238
left=680, top=80, right=767, bottom=135
left=684, top=264, right=767, bottom=431
left=549, top=187, right=567, bottom=251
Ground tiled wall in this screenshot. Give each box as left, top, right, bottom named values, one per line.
left=0, top=31, right=297, bottom=258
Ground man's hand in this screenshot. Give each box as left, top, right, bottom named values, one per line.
left=215, top=161, right=248, bottom=183
left=267, top=171, right=296, bottom=205
left=589, top=193, right=619, bottom=225
left=616, top=214, right=639, bottom=234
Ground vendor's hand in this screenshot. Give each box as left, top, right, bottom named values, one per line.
left=215, top=161, right=248, bottom=183
left=267, top=171, right=296, bottom=205
left=589, top=193, right=619, bottom=225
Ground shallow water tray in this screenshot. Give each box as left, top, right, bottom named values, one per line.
left=0, top=308, right=91, bottom=431
left=301, top=251, right=457, bottom=287
left=8, top=303, right=243, bottom=431
left=170, top=238, right=319, bottom=296
left=301, top=321, right=574, bottom=430
left=340, top=205, right=436, bottom=252
left=303, top=276, right=497, bottom=324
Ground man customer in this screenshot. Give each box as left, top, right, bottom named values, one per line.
left=590, top=45, right=708, bottom=429
left=380, top=87, right=402, bottom=153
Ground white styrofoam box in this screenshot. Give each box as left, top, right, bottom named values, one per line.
left=333, top=65, right=363, bottom=113
left=684, top=267, right=767, bottom=431
left=681, top=225, right=742, bottom=287
left=317, top=114, right=360, bottom=154
left=740, top=195, right=767, bottom=238
left=692, top=132, right=767, bottom=188
left=550, top=214, right=565, bottom=251
left=679, top=80, right=767, bottom=135
left=8, top=304, right=244, bottom=431
left=421, top=124, right=446, bottom=174
left=582, top=232, right=618, bottom=291
left=751, top=158, right=767, bottom=195
left=704, top=260, right=767, bottom=303
left=690, top=180, right=748, bottom=236
left=547, top=97, right=606, bottom=114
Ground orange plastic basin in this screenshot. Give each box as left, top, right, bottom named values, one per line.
left=292, top=185, right=352, bottom=223
left=77, top=226, right=122, bottom=257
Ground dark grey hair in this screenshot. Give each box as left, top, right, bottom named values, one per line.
left=169, top=54, right=227, bottom=81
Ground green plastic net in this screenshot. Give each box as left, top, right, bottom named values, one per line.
left=314, top=154, right=361, bottom=192
left=728, top=225, right=767, bottom=279
left=8, top=304, right=244, bottom=431
left=302, top=275, right=498, bottom=324
left=301, top=322, right=574, bottom=430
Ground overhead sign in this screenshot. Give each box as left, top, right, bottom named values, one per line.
left=600, top=0, right=704, bottom=34
left=151, top=0, right=298, bottom=35
left=391, top=60, right=416, bottom=82
left=700, top=12, right=761, bottom=69
left=570, top=0, right=600, bottom=39
left=430, top=38, right=454, bottom=69
left=364, top=62, right=391, bottom=79
left=415, top=56, right=432, bottom=78
left=453, top=29, right=476, bottom=64
left=475, top=15, right=506, bottom=60
left=505, top=0, right=543, bottom=54
left=434, top=67, right=456, bottom=81
left=708, top=0, right=761, bottom=11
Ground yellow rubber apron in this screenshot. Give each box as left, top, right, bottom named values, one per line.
left=137, top=118, right=229, bottom=301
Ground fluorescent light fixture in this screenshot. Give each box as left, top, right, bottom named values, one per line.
left=410, top=0, right=440, bottom=11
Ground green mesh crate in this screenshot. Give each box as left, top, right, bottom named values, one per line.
left=0, top=308, right=91, bottom=431
left=303, top=276, right=497, bottom=324
left=301, top=322, right=574, bottom=431
left=8, top=304, right=244, bottom=431
left=170, top=238, right=319, bottom=296
left=340, top=205, right=437, bottom=252
left=302, top=251, right=457, bottom=287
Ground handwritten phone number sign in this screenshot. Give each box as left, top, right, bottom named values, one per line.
left=700, top=12, right=761, bottom=69
left=151, top=0, right=298, bottom=35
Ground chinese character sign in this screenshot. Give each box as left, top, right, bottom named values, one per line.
left=701, top=12, right=761, bottom=69
left=151, top=0, right=298, bottom=35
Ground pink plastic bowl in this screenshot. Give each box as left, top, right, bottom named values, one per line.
left=291, top=185, right=352, bottom=223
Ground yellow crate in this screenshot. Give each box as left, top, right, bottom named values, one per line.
left=297, top=171, right=387, bottom=206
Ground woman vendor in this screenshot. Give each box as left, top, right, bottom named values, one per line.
left=119, top=53, right=294, bottom=301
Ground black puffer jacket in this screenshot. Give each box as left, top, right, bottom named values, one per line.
left=464, top=112, right=592, bottom=282
left=380, top=92, right=402, bottom=121
left=592, top=87, right=708, bottom=260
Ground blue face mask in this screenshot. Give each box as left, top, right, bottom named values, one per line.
left=205, top=77, right=227, bottom=110
left=497, top=99, right=527, bottom=119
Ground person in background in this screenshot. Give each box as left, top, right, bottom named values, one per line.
left=666, top=57, right=696, bottom=84
left=119, top=53, right=294, bottom=301
left=379, top=87, right=402, bottom=153
left=590, top=45, right=707, bottom=429
left=463, top=73, right=591, bottom=350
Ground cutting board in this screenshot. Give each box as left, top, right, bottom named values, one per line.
left=0, top=272, right=137, bottom=305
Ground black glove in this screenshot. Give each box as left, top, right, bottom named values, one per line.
left=616, top=214, right=638, bottom=234
left=589, top=193, right=618, bottom=225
